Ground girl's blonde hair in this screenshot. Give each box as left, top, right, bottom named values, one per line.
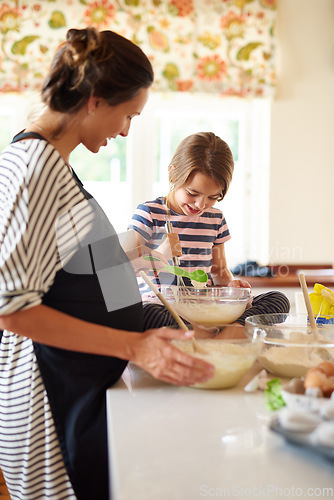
left=168, top=132, right=234, bottom=201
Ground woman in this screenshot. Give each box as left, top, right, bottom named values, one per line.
left=0, top=28, right=213, bottom=500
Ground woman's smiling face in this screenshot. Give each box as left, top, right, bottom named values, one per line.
left=81, top=87, right=149, bottom=153
left=169, top=171, right=223, bottom=216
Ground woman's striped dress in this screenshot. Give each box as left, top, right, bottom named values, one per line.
left=0, top=137, right=93, bottom=499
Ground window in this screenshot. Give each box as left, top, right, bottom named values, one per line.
left=0, top=93, right=271, bottom=268
left=0, top=94, right=33, bottom=150
left=100, top=93, right=271, bottom=268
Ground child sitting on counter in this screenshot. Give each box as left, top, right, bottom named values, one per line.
left=127, top=132, right=290, bottom=330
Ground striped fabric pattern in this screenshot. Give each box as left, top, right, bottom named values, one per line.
left=0, top=139, right=93, bottom=313
left=0, top=138, right=93, bottom=499
left=128, top=197, right=231, bottom=295
left=0, top=332, right=76, bottom=499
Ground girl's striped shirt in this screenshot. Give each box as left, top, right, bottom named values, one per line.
left=128, top=196, right=231, bottom=296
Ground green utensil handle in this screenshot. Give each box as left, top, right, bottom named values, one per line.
left=143, top=256, right=208, bottom=283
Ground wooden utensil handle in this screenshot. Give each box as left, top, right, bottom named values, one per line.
left=299, top=273, right=318, bottom=332
left=139, top=271, right=188, bottom=331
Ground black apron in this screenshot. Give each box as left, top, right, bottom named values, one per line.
left=12, top=132, right=144, bottom=500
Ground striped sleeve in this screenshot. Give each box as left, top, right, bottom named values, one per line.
left=128, top=200, right=169, bottom=250
left=128, top=202, right=155, bottom=240
left=0, top=139, right=92, bottom=315
left=212, top=211, right=231, bottom=245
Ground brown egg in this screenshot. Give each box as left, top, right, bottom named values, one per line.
left=317, top=361, right=334, bottom=377
left=304, top=362, right=334, bottom=398
left=305, top=369, right=327, bottom=389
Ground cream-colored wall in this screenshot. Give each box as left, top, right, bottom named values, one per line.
left=269, top=0, right=334, bottom=265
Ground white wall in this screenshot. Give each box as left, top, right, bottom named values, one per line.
left=269, top=0, right=334, bottom=265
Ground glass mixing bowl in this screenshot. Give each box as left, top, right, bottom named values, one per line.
left=171, top=336, right=263, bottom=389
left=245, top=313, right=334, bottom=378
left=161, top=285, right=251, bottom=330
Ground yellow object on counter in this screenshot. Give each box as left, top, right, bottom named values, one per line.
left=309, top=283, right=334, bottom=322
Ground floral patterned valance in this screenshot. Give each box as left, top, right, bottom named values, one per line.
left=0, top=0, right=277, bottom=97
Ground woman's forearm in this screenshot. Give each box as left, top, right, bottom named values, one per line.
left=0, top=305, right=215, bottom=386
left=0, top=304, right=137, bottom=359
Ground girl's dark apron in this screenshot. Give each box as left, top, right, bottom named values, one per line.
left=12, top=132, right=144, bottom=500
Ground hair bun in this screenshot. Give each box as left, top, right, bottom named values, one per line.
left=41, top=27, right=153, bottom=114
left=66, top=27, right=100, bottom=67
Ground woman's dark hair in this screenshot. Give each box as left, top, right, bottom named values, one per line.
left=169, top=132, right=234, bottom=201
left=42, top=27, right=154, bottom=113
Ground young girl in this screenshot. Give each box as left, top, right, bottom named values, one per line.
left=128, top=132, right=290, bottom=329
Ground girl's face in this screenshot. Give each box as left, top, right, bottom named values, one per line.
left=169, top=171, right=223, bottom=216
left=81, top=87, right=149, bottom=153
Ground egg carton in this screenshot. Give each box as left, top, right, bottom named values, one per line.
left=270, top=405, right=334, bottom=462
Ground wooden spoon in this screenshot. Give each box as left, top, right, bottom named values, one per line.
left=139, top=271, right=208, bottom=354
left=299, top=273, right=319, bottom=340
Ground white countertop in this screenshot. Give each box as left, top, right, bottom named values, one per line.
left=106, top=363, right=334, bottom=500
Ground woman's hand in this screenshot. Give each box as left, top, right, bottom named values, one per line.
left=129, top=328, right=215, bottom=386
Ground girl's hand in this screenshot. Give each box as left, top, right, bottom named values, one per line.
left=129, top=328, right=214, bottom=386
left=228, top=279, right=253, bottom=308
left=157, top=233, right=182, bottom=260
left=130, top=250, right=169, bottom=275
left=228, top=278, right=251, bottom=289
